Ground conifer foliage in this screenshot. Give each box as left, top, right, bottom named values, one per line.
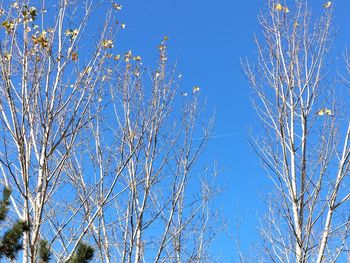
left=66, top=242, right=94, bottom=263
left=38, top=239, right=51, bottom=263
left=0, top=187, right=28, bottom=260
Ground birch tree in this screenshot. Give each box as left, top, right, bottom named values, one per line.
left=63, top=39, right=220, bottom=263
left=0, top=0, right=116, bottom=261
left=0, top=1, right=219, bottom=262
left=244, top=1, right=350, bottom=262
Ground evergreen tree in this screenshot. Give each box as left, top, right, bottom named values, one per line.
left=66, top=242, right=94, bottom=263
left=0, top=187, right=28, bottom=260
left=38, top=239, right=51, bottom=263
left=0, top=187, right=11, bottom=221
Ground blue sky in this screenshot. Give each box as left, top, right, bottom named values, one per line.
left=98, top=0, right=350, bottom=260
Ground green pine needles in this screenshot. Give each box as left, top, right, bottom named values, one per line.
left=0, top=187, right=94, bottom=262
left=38, top=239, right=51, bottom=262
left=0, top=187, right=28, bottom=260
left=0, top=187, right=11, bottom=221
left=66, top=242, right=94, bottom=263
left=0, top=187, right=52, bottom=262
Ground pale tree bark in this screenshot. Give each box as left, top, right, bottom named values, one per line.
left=0, top=1, right=221, bottom=262
left=244, top=0, right=350, bottom=262
left=66, top=40, right=221, bottom=262
left=0, top=0, right=125, bottom=261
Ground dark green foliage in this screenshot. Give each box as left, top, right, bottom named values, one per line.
left=38, top=239, right=51, bottom=262
left=0, top=221, right=26, bottom=259
left=0, top=188, right=11, bottom=221
left=0, top=187, right=28, bottom=260
left=66, top=242, right=94, bottom=263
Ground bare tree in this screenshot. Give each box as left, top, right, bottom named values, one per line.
left=0, top=1, right=219, bottom=262
left=244, top=1, right=350, bottom=262
left=63, top=39, right=221, bottom=262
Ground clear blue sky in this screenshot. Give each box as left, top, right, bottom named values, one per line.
left=99, top=1, right=350, bottom=261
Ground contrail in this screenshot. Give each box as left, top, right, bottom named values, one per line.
left=192, top=132, right=239, bottom=141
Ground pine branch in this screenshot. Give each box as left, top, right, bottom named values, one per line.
left=39, top=239, right=51, bottom=262
left=66, top=242, right=94, bottom=263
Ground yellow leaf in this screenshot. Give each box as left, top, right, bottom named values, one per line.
left=2, top=20, right=15, bottom=34
left=4, top=53, right=11, bottom=61
left=71, top=52, right=78, bottom=61
left=112, top=3, right=122, bottom=10
left=32, top=32, right=49, bottom=49
left=29, top=7, right=37, bottom=18
left=323, top=1, right=332, bottom=8
left=193, top=86, right=200, bottom=93
left=23, top=6, right=37, bottom=22
left=124, top=51, right=132, bottom=62
left=133, top=55, right=141, bottom=61
left=65, top=29, right=72, bottom=36
left=114, top=54, right=121, bottom=60
left=275, top=3, right=283, bottom=11
left=317, top=108, right=332, bottom=116
left=325, top=109, right=332, bottom=115
left=102, top=39, right=113, bottom=49
left=317, top=109, right=325, bottom=116
left=275, top=3, right=289, bottom=13
left=11, top=2, right=19, bottom=9
left=85, top=67, right=92, bottom=73
left=65, top=29, right=79, bottom=40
